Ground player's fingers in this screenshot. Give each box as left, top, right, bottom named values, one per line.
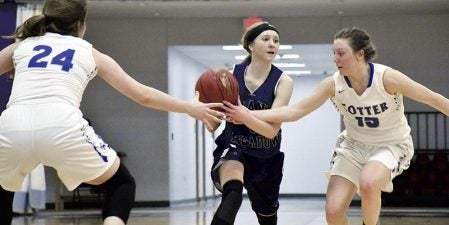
left=223, top=101, right=236, bottom=108
left=208, top=113, right=223, bottom=123
left=221, top=105, right=233, bottom=113
left=206, top=102, right=223, bottom=108
left=208, top=108, right=225, bottom=118
left=205, top=103, right=226, bottom=114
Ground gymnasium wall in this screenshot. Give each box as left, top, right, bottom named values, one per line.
left=0, top=2, right=15, bottom=110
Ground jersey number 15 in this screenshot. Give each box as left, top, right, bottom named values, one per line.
left=355, top=116, right=380, bottom=128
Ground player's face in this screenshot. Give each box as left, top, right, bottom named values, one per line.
left=250, top=30, right=280, bottom=62
left=333, top=38, right=358, bottom=75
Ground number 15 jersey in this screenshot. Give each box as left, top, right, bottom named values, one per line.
left=9, top=32, right=97, bottom=108
left=330, top=63, right=411, bottom=145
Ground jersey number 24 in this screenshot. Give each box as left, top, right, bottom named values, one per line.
left=28, top=45, right=75, bottom=72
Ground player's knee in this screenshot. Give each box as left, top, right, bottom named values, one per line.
left=325, top=202, right=346, bottom=224
left=359, top=177, right=382, bottom=197
left=211, top=180, right=243, bottom=225
left=256, top=212, right=277, bottom=225
left=0, top=187, right=14, bottom=225
left=99, top=163, right=136, bottom=223
left=220, top=179, right=243, bottom=214
left=222, top=179, right=243, bottom=198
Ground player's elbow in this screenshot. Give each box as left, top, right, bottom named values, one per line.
left=264, top=128, right=280, bottom=139
left=136, top=95, right=152, bottom=107
left=265, top=133, right=277, bottom=139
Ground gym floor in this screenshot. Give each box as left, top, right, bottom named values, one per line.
left=11, top=197, right=449, bottom=225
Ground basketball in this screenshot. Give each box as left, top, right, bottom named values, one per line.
left=195, top=68, right=239, bottom=107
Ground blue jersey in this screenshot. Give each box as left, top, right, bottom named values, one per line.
left=216, top=61, right=283, bottom=158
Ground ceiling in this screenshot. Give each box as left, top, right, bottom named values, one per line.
left=84, top=0, right=449, bottom=18
left=80, top=0, right=445, bottom=77
left=14, top=0, right=449, bottom=18
left=13, top=0, right=448, bottom=77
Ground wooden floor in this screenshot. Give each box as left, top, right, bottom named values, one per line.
left=11, top=197, right=449, bottom=225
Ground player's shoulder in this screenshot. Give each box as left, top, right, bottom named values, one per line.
left=279, top=72, right=293, bottom=84
left=371, top=62, right=392, bottom=74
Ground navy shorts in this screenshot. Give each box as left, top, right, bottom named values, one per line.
left=211, top=145, right=285, bottom=215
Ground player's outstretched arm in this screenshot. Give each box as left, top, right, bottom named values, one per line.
left=93, top=48, right=224, bottom=123
left=0, top=43, right=16, bottom=76
left=384, top=68, right=449, bottom=116
left=253, top=76, right=334, bottom=123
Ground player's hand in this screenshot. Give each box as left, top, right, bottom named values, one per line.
left=222, top=97, right=250, bottom=125
left=189, top=91, right=224, bottom=123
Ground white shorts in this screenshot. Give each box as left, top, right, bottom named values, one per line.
left=0, top=103, right=117, bottom=191
left=327, top=132, right=414, bottom=193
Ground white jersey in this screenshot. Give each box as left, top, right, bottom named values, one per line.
left=9, top=32, right=97, bottom=108
left=330, top=63, right=411, bottom=145
left=0, top=33, right=117, bottom=192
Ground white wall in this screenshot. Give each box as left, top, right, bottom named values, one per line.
left=280, top=75, right=340, bottom=194
left=168, top=47, right=203, bottom=201
left=168, top=47, right=222, bottom=201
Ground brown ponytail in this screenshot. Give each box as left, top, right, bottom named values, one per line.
left=2, top=0, right=87, bottom=41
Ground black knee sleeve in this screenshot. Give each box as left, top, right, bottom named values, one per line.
left=0, top=186, right=14, bottom=225
left=99, top=163, right=136, bottom=224
left=257, top=213, right=277, bottom=225
left=211, top=180, right=243, bottom=225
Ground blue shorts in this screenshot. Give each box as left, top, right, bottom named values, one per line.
left=211, top=145, right=284, bottom=215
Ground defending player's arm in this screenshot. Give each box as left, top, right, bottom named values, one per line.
left=224, top=73, right=294, bottom=139
left=383, top=68, right=449, bottom=116
left=0, top=43, right=16, bottom=75
left=92, top=48, right=224, bottom=124
left=253, top=76, right=335, bottom=123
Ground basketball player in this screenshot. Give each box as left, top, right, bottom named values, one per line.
left=224, top=27, right=449, bottom=225
left=206, top=22, right=294, bottom=225
left=0, top=1, right=223, bottom=225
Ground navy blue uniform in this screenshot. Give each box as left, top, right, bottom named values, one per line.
left=211, top=61, right=284, bottom=215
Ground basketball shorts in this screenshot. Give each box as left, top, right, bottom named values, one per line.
left=0, top=103, right=117, bottom=191
left=328, top=133, right=414, bottom=193
left=211, top=145, right=284, bottom=215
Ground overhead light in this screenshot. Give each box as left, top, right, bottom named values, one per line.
left=223, top=45, right=244, bottom=50
left=279, top=45, right=292, bottom=50
left=285, top=70, right=312, bottom=76
left=273, top=63, right=305, bottom=68
left=235, top=54, right=299, bottom=60
left=223, top=45, right=293, bottom=51
left=235, top=55, right=246, bottom=60
left=280, top=54, right=299, bottom=59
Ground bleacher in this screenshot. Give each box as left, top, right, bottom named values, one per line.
left=383, top=112, right=449, bottom=207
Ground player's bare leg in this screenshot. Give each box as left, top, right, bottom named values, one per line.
left=219, top=160, right=244, bottom=185
left=325, top=176, right=357, bottom=225
left=359, top=161, right=390, bottom=225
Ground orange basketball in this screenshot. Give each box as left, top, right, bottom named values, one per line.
left=195, top=68, right=239, bottom=107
